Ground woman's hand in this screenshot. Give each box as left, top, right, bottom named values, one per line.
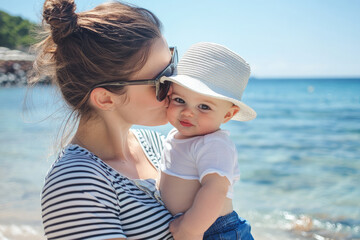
left=169, top=215, right=203, bottom=240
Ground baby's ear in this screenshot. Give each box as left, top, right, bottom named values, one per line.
left=223, top=105, right=240, bottom=123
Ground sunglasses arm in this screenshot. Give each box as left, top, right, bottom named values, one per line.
left=91, top=79, right=157, bottom=89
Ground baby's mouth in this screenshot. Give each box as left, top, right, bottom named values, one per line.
left=179, top=120, right=193, bottom=127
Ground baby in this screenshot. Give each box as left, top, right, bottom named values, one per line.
left=159, top=42, right=256, bottom=239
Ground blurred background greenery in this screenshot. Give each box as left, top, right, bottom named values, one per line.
left=0, top=10, right=36, bottom=50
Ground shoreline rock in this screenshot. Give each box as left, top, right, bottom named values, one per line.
left=0, top=47, right=50, bottom=87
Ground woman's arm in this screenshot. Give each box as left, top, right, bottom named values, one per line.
left=169, top=173, right=230, bottom=239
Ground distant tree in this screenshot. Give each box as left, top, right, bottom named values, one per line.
left=0, top=10, right=37, bottom=49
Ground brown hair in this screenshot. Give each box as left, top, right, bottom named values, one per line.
left=30, top=0, right=162, bottom=120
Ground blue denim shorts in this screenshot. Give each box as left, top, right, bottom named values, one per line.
left=203, top=211, right=254, bottom=240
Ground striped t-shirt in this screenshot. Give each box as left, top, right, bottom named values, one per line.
left=41, top=129, right=173, bottom=240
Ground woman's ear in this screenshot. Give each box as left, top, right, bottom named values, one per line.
left=89, top=88, right=115, bottom=111
left=223, top=105, right=240, bottom=123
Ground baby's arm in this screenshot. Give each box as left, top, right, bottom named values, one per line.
left=169, top=173, right=230, bottom=239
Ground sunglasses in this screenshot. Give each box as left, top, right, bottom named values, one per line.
left=91, top=47, right=178, bottom=102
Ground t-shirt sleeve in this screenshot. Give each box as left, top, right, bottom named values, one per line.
left=41, top=160, right=125, bottom=240
left=195, top=138, right=237, bottom=184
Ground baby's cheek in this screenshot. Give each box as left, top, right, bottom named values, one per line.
left=166, top=104, right=176, bottom=121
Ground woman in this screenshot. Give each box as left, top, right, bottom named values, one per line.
left=31, top=0, right=177, bottom=239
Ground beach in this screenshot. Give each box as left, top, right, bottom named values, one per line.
left=1, top=79, right=359, bottom=240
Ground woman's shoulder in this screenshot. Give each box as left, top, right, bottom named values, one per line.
left=52, top=144, right=110, bottom=170
left=43, top=144, right=117, bottom=189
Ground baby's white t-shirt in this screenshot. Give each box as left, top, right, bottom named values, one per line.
left=161, top=128, right=240, bottom=198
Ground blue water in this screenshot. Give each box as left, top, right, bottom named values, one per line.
left=0, top=79, right=359, bottom=239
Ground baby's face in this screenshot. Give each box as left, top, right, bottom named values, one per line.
left=167, top=84, right=234, bottom=139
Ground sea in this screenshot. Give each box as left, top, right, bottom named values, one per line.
left=0, top=78, right=359, bottom=240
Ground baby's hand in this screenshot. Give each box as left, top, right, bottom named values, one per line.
left=169, top=215, right=203, bottom=240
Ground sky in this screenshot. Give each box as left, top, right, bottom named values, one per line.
left=1, top=0, right=360, bottom=78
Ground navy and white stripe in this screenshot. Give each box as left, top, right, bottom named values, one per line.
left=41, top=129, right=173, bottom=240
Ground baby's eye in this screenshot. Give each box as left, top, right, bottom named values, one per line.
left=199, top=104, right=211, bottom=110
left=173, top=97, right=185, bottom=104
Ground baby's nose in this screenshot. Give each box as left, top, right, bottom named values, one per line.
left=181, top=108, right=194, bottom=117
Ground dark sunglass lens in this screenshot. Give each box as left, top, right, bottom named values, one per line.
left=157, top=81, right=171, bottom=101
left=163, top=64, right=176, bottom=78
left=156, top=63, right=174, bottom=80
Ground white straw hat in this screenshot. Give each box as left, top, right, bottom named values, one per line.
left=161, top=42, right=256, bottom=121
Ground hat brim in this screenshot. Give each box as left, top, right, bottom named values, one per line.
left=161, top=75, right=257, bottom=121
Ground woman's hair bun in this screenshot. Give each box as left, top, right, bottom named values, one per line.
left=43, top=0, right=78, bottom=44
